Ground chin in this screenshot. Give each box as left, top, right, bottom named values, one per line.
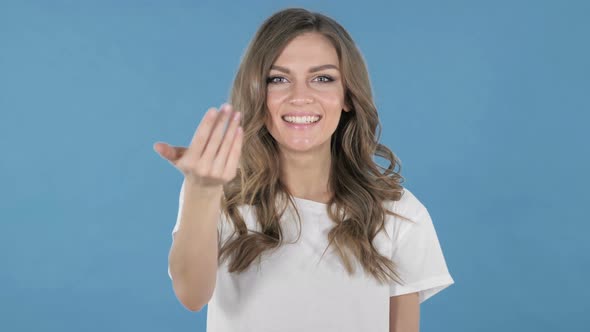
left=278, top=138, right=329, bottom=153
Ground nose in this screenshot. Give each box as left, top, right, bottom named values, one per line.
left=288, top=80, right=314, bottom=105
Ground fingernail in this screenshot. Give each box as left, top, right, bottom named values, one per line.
left=220, top=103, right=231, bottom=113
left=233, top=112, right=241, bottom=121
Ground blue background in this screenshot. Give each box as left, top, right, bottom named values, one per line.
left=1, top=0, right=588, bottom=331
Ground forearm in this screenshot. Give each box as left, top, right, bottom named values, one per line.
left=168, top=183, right=223, bottom=311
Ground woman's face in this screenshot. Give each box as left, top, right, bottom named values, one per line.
left=265, top=32, right=348, bottom=154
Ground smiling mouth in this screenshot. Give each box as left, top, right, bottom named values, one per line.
left=281, top=115, right=321, bottom=124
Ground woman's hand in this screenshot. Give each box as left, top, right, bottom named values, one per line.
left=153, top=103, right=243, bottom=188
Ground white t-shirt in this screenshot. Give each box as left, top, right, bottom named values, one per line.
left=168, top=180, right=454, bottom=332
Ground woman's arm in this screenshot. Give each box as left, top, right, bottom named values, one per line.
left=168, top=183, right=222, bottom=312
left=389, top=292, right=420, bottom=332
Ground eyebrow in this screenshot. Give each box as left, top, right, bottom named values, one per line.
left=270, top=64, right=340, bottom=74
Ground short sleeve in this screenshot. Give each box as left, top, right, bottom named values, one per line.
left=389, top=189, right=455, bottom=303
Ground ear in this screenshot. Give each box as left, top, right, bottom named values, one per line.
left=342, top=101, right=351, bottom=112
left=343, top=93, right=352, bottom=112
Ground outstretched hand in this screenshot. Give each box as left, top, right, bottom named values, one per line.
left=153, top=103, right=243, bottom=188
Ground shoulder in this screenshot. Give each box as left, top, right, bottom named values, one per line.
left=386, top=187, right=429, bottom=223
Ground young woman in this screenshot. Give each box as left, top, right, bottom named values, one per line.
left=154, top=7, right=454, bottom=332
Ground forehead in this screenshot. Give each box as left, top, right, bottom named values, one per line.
left=273, top=32, right=339, bottom=67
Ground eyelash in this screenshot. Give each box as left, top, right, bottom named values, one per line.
left=266, top=75, right=335, bottom=84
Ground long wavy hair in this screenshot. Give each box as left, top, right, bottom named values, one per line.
left=219, top=8, right=411, bottom=285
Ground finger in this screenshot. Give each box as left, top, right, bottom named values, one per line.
left=222, top=126, right=243, bottom=180
left=211, top=111, right=241, bottom=172
left=153, top=142, right=167, bottom=157
left=188, top=107, right=220, bottom=158
left=154, top=142, right=188, bottom=162
left=201, top=104, right=234, bottom=163
left=168, top=146, right=188, bottom=162
left=153, top=142, right=174, bottom=160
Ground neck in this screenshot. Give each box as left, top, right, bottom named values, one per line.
left=279, top=144, right=332, bottom=203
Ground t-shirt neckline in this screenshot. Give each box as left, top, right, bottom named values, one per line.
left=292, top=196, right=327, bottom=213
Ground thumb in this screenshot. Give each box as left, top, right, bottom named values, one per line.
left=154, top=142, right=174, bottom=161
left=154, top=142, right=188, bottom=163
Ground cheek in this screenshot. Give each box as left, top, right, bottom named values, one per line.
left=320, top=93, right=345, bottom=111
left=265, top=93, right=284, bottom=133
left=266, top=91, right=285, bottom=116
left=314, top=85, right=345, bottom=108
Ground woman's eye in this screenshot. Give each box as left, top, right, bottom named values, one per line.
left=314, top=75, right=334, bottom=83
left=266, top=76, right=287, bottom=84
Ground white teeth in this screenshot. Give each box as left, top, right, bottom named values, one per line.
left=282, top=115, right=320, bottom=124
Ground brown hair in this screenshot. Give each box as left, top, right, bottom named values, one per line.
left=220, top=7, right=411, bottom=285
